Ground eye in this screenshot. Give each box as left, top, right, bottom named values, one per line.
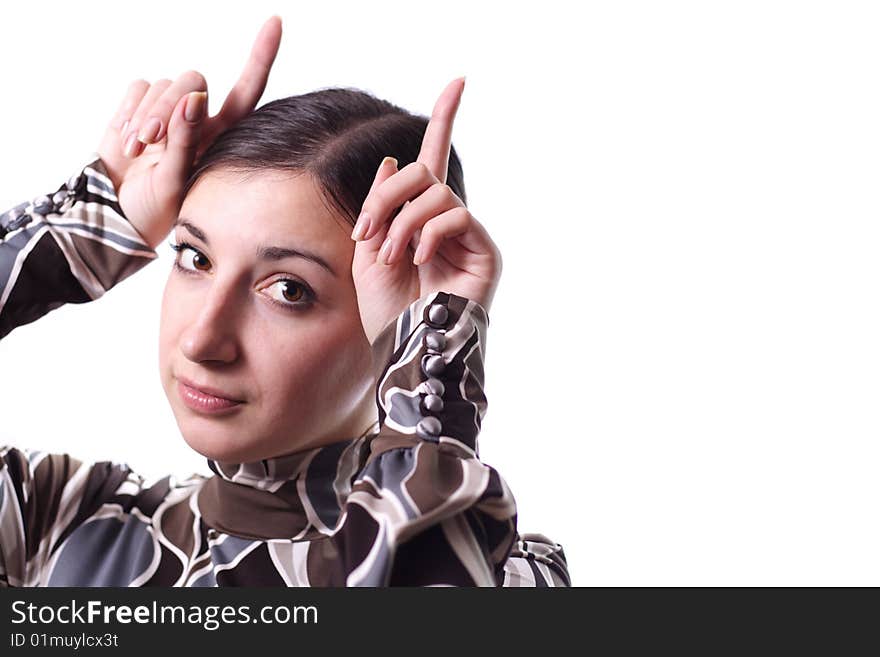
left=168, top=239, right=316, bottom=311
left=263, top=278, right=314, bottom=308
left=169, top=240, right=210, bottom=273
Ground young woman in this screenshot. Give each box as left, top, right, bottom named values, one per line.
left=0, top=17, right=569, bottom=587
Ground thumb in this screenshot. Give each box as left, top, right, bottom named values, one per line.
left=154, top=91, right=207, bottom=196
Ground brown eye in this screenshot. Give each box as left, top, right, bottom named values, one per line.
left=265, top=278, right=314, bottom=310
left=280, top=281, right=303, bottom=303
left=191, top=251, right=210, bottom=271
left=171, top=242, right=211, bottom=273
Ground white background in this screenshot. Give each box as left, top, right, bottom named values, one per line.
left=1, top=0, right=878, bottom=586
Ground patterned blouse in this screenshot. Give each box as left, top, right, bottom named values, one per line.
left=0, top=155, right=571, bottom=587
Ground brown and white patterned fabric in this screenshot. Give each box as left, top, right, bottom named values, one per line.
left=0, top=154, right=571, bottom=587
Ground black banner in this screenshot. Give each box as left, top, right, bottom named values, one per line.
left=0, top=588, right=873, bottom=651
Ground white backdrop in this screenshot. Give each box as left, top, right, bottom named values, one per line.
left=1, top=0, right=878, bottom=586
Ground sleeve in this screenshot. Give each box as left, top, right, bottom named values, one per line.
left=502, top=531, right=572, bottom=587
left=0, top=155, right=160, bottom=586
left=0, top=152, right=158, bottom=341
left=332, top=290, right=521, bottom=586
left=0, top=445, right=145, bottom=587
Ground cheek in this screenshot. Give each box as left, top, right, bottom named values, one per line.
left=259, top=323, right=370, bottom=406
left=258, top=334, right=331, bottom=400
left=310, top=325, right=372, bottom=402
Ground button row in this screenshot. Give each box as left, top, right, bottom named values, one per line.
left=0, top=173, right=82, bottom=238
left=416, top=299, right=453, bottom=441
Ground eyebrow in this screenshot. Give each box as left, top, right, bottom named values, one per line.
left=173, top=218, right=338, bottom=277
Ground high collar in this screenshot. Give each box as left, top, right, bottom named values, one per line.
left=197, top=421, right=380, bottom=541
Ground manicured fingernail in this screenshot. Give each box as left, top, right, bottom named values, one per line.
left=378, top=236, right=393, bottom=265
left=138, top=117, right=162, bottom=143
left=351, top=212, right=370, bottom=241
left=413, top=243, right=424, bottom=266
left=123, top=131, right=140, bottom=158
left=185, top=92, right=207, bottom=123
left=381, top=156, right=398, bottom=169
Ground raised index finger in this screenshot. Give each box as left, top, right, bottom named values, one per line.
left=208, top=15, right=282, bottom=136
left=417, top=76, right=466, bottom=185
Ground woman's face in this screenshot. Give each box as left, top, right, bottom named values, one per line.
left=158, top=168, right=376, bottom=464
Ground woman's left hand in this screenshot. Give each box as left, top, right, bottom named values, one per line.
left=351, top=77, right=503, bottom=346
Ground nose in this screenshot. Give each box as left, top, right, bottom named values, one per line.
left=179, top=279, right=241, bottom=364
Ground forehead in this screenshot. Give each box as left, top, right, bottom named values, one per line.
left=179, top=169, right=350, bottom=249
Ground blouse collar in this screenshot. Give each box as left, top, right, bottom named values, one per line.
left=197, top=421, right=380, bottom=541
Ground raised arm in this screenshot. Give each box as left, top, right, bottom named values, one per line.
left=0, top=155, right=158, bottom=340
left=334, top=77, right=539, bottom=586
left=331, top=289, right=519, bottom=586
left=0, top=16, right=282, bottom=342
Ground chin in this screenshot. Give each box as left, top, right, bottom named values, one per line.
left=179, top=427, right=262, bottom=464
left=169, top=404, right=257, bottom=462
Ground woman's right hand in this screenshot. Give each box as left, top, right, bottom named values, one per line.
left=95, top=16, right=283, bottom=250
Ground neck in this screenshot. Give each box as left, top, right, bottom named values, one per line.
left=197, top=421, right=380, bottom=540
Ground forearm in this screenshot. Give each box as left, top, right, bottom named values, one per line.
left=0, top=154, right=157, bottom=340
left=331, top=290, right=517, bottom=586
left=370, top=290, right=490, bottom=456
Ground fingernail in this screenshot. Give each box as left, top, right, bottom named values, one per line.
left=138, top=117, right=162, bottom=143
left=378, top=236, right=393, bottom=265
left=351, top=212, right=370, bottom=241
left=123, top=131, right=140, bottom=158
left=381, top=156, right=398, bottom=169
left=413, top=243, right=424, bottom=266
left=185, top=92, right=207, bottom=123
left=121, top=119, right=129, bottom=135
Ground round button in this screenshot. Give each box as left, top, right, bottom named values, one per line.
left=32, top=195, right=52, bottom=215
left=52, top=191, right=69, bottom=207
left=3, top=208, right=30, bottom=232
left=423, top=394, right=444, bottom=413
left=424, top=378, right=445, bottom=397
left=424, top=331, right=446, bottom=352
left=421, top=354, right=445, bottom=377
left=416, top=416, right=442, bottom=440
left=426, top=303, right=449, bottom=327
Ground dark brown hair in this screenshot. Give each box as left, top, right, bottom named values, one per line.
left=182, top=86, right=467, bottom=229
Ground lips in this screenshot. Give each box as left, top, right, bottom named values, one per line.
left=176, top=376, right=245, bottom=414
